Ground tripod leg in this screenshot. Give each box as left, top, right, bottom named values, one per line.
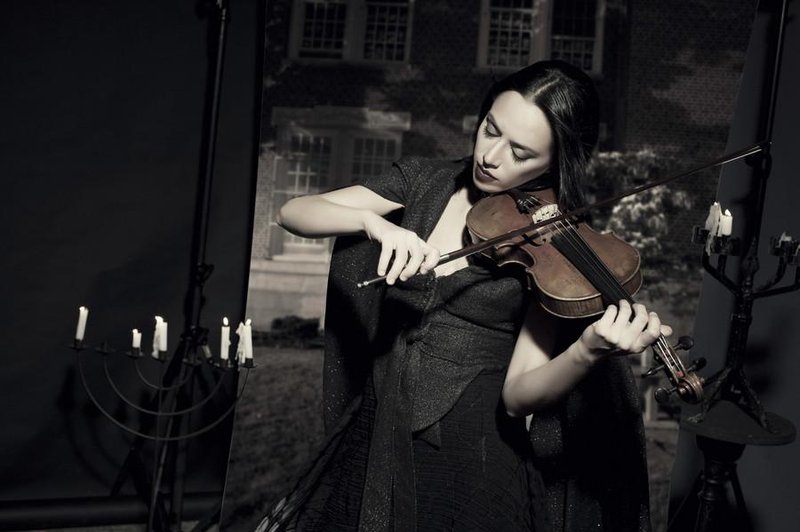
left=667, top=471, right=703, bottom=532
left=729, top=465, right=752, bottom=526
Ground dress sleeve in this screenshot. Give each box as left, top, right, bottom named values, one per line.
left=358, top=158, right=415, bottom=206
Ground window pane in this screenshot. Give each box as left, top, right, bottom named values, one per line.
left=276, top=133, right=332, bottom=246
left=486, top=0, right=535, bottom=68
left=551, top=0, right=597, bottom=70
left=299, top=1, right=347, bottom=59
left=351, top=137, right=398, bottom=184
left=363, top=1, right=410, bottom=62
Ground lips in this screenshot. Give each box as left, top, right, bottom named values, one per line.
left=475, top=163, right=496, bottom=182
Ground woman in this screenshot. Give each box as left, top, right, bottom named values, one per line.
left=258, top=61, right=662, bottom=531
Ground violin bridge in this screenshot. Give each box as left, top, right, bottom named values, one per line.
left=531, top=204, right=559, bottom=224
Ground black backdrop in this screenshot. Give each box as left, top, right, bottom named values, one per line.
left=0, top=0, right=264, bottom=527
left=669, top=1, right=800, bottom=531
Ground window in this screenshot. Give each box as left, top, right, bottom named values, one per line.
left=266, top=107, right=410, bottom=258
left=273, top=134, right=333, bottom=254
left=290, top=0, right=413, bottom=63
left=477, top=0, right=604, bottom=74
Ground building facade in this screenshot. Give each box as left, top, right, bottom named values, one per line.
left=247, top=0, right=755, bottom=330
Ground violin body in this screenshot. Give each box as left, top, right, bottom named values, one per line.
left=466, top=189, right=642, bottom=318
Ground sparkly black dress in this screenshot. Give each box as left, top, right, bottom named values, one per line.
left=257, top=158, right=651, bottom=532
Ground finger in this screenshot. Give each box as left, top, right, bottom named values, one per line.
left=645, top=311, right=662, bottom=339
left=630, top=303, right=649, bottom=331
left=615, top=300, right=633, bottom=324
left=386, top=242, right=408, bottom=285
left=629, top=312, right=663, bottom=353
left=594, top=303, right=618, bottom=335
left=660, top=324, right=673, bottom=337
left=400, top=238, right=424, bottom=281
left=419, top=243, right=440, bottom=274
left=377, top=241, right=395, bottom=277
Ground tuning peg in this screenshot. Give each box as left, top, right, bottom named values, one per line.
left=642, top=364, right=665, bottom=378
left=654, top=385, right=676, bottom=404
left=686, top=357, right=707, bottom=373
left=672, top=335, right=694, bottom=351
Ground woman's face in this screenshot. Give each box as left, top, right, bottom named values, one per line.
left=472, top=90, right=554, bottom=193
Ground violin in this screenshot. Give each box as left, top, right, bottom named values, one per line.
left=464, top=187, right=705, bottom=404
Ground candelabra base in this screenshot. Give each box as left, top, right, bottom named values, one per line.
left=682, top=399, right=795, bottom=445
left=669, top=401, right=796, bottom=532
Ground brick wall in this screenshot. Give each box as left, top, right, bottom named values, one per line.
left=624, top=0, right=757, bottom=260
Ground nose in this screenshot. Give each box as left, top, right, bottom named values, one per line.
left=482, top=140, right=502, bottom=168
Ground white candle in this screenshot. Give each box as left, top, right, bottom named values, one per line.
left=235, top=322, right=246, bottom=364
left=705, top=202, right=721, bottom=234
left=244, top=318, right=253, bottom=360
left=718, top=209, right=733, bottom=236
left=158, top=320, right=168, bottom=352
left=132, top=329, right=141, bottom=349
left=220, top=317, right=230, bottom=360
left=152, top=316, right=164, bottom=357
left=75, top=306, right=89, bottom=341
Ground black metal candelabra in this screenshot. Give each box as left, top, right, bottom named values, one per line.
left=65, top=1, right=242, bottom=530
left=668, top=3, right=798, bottom=531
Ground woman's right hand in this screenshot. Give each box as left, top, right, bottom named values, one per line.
left=363, top=213, right=440, bottom=285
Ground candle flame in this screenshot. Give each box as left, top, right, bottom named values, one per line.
left=223, top=317, right=229, bottom=326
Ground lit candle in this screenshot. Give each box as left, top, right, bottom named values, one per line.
left=132, top=329, right=142, bottom=349
left=718, top=209, right=733, bottom=236
left=220, top=317, right=230, bottom=360
left=75, top=306, right=89, bottom=341
left=244, top=318, right=253, bottom=360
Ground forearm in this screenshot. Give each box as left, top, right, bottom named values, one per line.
left=277, top=195, right=376, bottom=239
left=502, top=339, right=596, bottom=417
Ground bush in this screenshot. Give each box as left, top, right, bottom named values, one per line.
left=587, top=150, right=692, bottom=267
left=253, top=315, right=323, bottom=348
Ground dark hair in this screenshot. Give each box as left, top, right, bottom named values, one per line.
left=474, top=60, right=599, bottom=211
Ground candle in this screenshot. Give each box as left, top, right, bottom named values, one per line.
left=75, top=306, right=89, bottom=341
left=132, top=329, right=141, bottom=349
left=235, top=322, right=246, bottom=364
left=244, top=318, right=253, bottom=360
left=220, top=317, right=230, bottom=360
left=158, top=320, right=168, bottom=352
left=704, top=202, right=721, bottom=234
left=718, top=209, right=733, bottom=236
left=152, top=316, right=164, bottom=357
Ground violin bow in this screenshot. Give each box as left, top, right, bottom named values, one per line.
left=358, top=141, right=768, bottom=288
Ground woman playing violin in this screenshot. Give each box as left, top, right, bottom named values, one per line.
left=257, top=60, right=666, bottom=532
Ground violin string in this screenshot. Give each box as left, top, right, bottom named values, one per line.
left=551, top=217, right=683, bottom=371
left=530, top=196, right=684, bottom=372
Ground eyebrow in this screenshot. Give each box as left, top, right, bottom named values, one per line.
left=487, top=114, right=540, bottom=157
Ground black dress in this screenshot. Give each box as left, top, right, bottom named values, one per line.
left=257, top=157, right=651, bottom=532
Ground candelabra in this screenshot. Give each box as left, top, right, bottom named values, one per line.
left=63, top=2, right=243, bottom=530
left=668, top=4, right=797, bottom=531
left=66, top=312, right=254, bottom=532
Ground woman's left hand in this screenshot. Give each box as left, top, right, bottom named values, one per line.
left=578, top=300, right=672, bottom=362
